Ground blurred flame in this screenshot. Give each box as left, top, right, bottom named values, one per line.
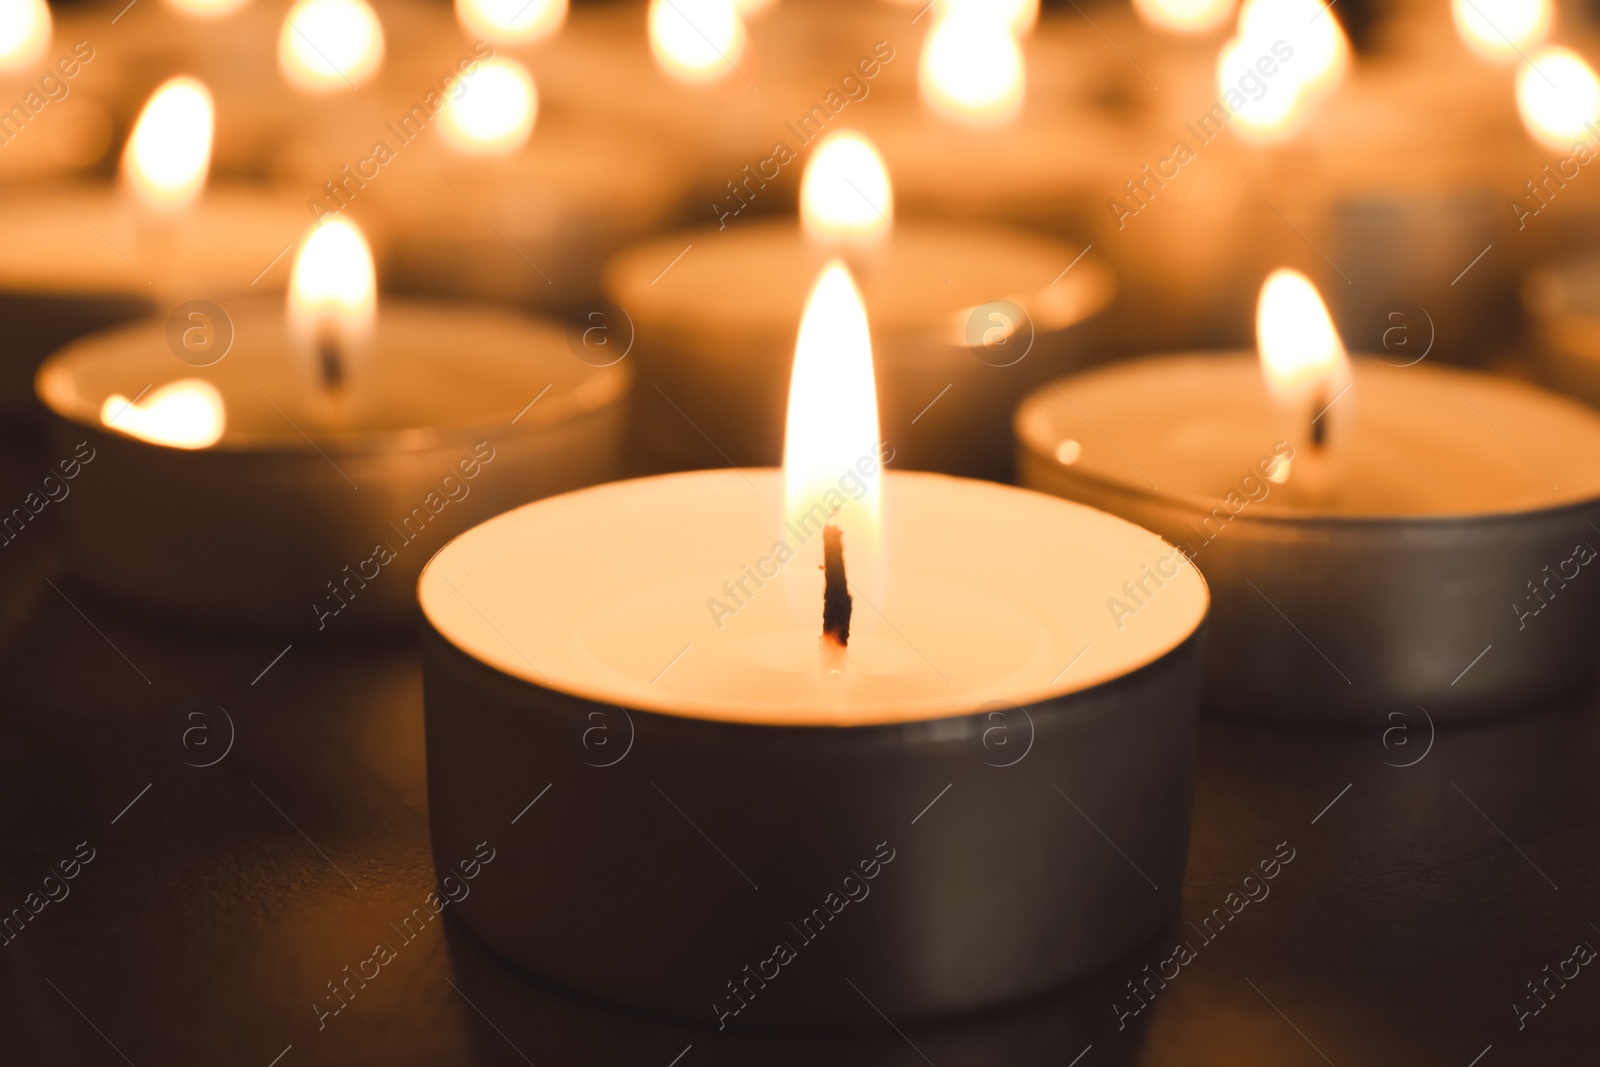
left=102, top=379, right=225, bottom=449
left=455, top=0, right=566, bottom=45
left=1256, top=269, right=1349, bottom=406
left=0, top=0, right=50, bottom=71
left=919, top=6, right=1025, bottom=126
left=1221, top=0, right=1347, bottom=142
left=439, top=57, right=538, bottom=154
left=732, top=0, right=775, bottom=14
left=1134, top=0, right=1233, bottom=34
left=164, top=0, right=252, bottom=19
left=784, top=261, right=882, bottom=569
left=1517, top=46, right=1600, bottom=152
left=122, top=77, right=214, bottom=212
left=649, top=0, right=746, bottom=84
left=937, top=0, right=1038, bottom=36
left=289, top=218, right=376, bottom=360
left=278, top=0, right=384, bottom=93
left=801, top=130, right=892, bottom=246
left=1453, top=0, right=1550, bottom=61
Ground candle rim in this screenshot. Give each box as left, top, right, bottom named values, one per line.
left=603, top=217, right=1115, bottom=338
left=1019, top=351, right=1600, bottom=524
left=417, top=467, right=1212, bottom=726
left=36, top=299, right=629, bottom=454
left=421, top=605, right=1210, bottom=733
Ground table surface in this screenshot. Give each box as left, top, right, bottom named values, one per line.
left=2, top=438, right=1598, bottom=1067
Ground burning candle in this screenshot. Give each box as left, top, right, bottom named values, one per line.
left=1016, top=270, right=1600, bottom=722
left=604, top=127, right=1112, bottom=478
left=0, top=0, right=50, bottom=73
left=364, top=49, right=694, bottom=315
left=856, top=2, right=1142, bottom=228
left=0, top=75, right=306, bottom=419
left=648, top=0, right=747, bottom=84
left=419, top=260, right=1208, bottom=1025
left=1454, top=0, right=1551, bottom=63
left=456, top=0, right=567, bottom=46
left=35, top=219, right=628, bottom=629
left=276, top=0, right=385, bottom=93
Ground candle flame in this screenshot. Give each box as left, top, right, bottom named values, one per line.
left=455, top=0, right=566, bottom=44
left=935, top=0, right=1038, bottom=36
left=1454, top=0, right=1550, bottom=61
left=0, top=0, right=50, bottom=71
left=439, top=57, right=538, bottom=154
left=101, top=379, right=225, bottom=449
left=1517, top=46, right=1600, bottom=153
left=800, top=130, right=892, bottom=246
left=289, top=218, right=376, bottom=369
left=164, top=0, right=252, bottom=19
left=919, top=6, right=1025, bottom=126
left=784, top=262, right=882, bottom=587
left=1221, top=0, right=1347, bottom=141
left=122, top=77, right=214, bottom=212
left=278, top=0, right=385, bottom=93
left=649, top=0, right=746, bottom=85
left=1133, top=0, right=1233, bottom=35
left=1256, top=268, right=1349, bottom=408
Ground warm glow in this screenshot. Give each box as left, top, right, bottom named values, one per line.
left=1517, top=47, right=1600, bottom=152
left=101, top=380, right=226, bottom=450
left=455, top=0, right=566, bottom=45
left=278, top=0, right=384, bottom=93
left=937, top=0, right=1038, bottom=36
left=164, top=0, right=252, bottom=19
left=784, top=261, right=882, bottom=579
left=649, top=0, right=746, bottom=84
left=289, top=218, right=377, bottom=363
left=800, top=131, right=893, bottom=246
left=1222, top=0, right=1347, bottom=141
left=1256, top=269, right=1349, bottom=407
left=1453, top=0, right=1550, bottom=61
left=920, top=7, right=1025, bottom=125
left=732, top=0, right=775, bottom=14
left=0, top=0, right=50, bottom=71
left=439, top=58, right=538, bottom=154
left=122, top=77, right=214, bottom=212
left=1134, top=0, right=1233, bottom=35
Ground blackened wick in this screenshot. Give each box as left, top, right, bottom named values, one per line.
left=822, top=523, right=852, bottom=648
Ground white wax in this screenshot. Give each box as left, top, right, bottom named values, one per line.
left=607, top=218, right=1110, bottom=347
left=419, top=469, right=1208, bottom=725
left=1017, top=353, right=1600, bottom=517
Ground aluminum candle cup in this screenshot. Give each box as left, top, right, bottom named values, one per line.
left=420, top=470, right=1208, bottom=1026
left=1525, top=254, right=1600, bottom=409
left=604, top=220, right=1113, bottom=479
left=36, top=301, right=627, bottom=631
left=0, top=186, right=307, bottom=421
left=1016, top=354, right=1600, bottom=723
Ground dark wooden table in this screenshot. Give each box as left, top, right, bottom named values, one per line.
left=2, top=439, right=1597, bottom=1067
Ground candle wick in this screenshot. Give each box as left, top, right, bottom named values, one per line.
left=821, top=522, right=852, bottom=650
left=317, top=327, right=345, bottom=393
left=1308, top=386, right=1328, bottom=452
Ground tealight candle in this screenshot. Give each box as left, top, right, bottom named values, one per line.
left=0, top=75, right=306, bottom=419
left=363, top=64, right=696, bottom=316
left=420, top=261, right=1207, bottom=1025
left=1016, top=269, right=1600, bottom=722
left=604, top=129, right=1112, bottom=478
left=36, top=219, right=627, bottom=630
